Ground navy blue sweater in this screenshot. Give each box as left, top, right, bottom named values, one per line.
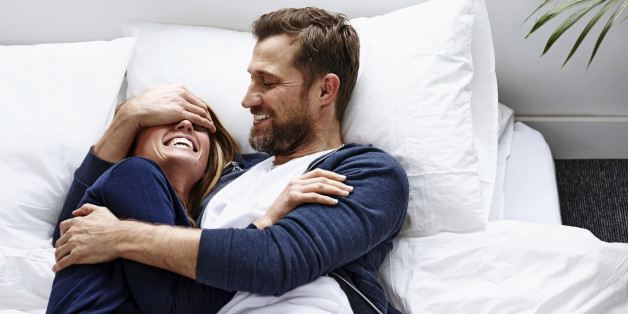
left=53, top=143, right=409, bottom=313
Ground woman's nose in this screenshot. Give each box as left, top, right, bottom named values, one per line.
left=175, top=120, right=194, bottom=132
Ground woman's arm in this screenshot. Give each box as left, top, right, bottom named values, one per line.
left=254, top=168, right=353, bottom=229
left=95, top=84, right=216, bottom=163
left=52, top=148, right=115, bottom=244
left=54, top=157, right=202, bottom=279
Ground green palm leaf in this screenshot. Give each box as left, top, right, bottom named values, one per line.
left=526, top=0, right=628, bottom=67
left=526, top=0, right=592, bottom=37
left=525, top=0, right=560, bottom=23
left=588, top=0, right=628, bottom=67
left=541, top=0, right=606, bottom=55
left=563, top=0, right=619, bottom=66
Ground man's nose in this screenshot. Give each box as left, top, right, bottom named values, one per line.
left=242, top=83, right=262, bottom=108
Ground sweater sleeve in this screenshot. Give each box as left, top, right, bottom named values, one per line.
left=196, top=148, right=409, bottom=295
left=79, top=157, right=189, bottom=226
left=52, top=147, right=115, bottom=245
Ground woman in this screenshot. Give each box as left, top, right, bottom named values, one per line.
left=47, top=104, right=350, bottom=313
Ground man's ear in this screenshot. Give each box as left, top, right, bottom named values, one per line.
left=318, top=73, right=340, bottom=105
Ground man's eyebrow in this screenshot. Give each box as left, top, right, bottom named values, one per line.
left=249, top=69, right=279, bottom=78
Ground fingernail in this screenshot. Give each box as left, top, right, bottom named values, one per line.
left=338, top=174, right=346, bottom=180
left=346, top=186, right=353, bottom=192
left=343, top=190, right=349, bottom=196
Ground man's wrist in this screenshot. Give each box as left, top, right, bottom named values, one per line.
left=115, top=220, right=151, bottom=260
left=115, top=221, right=201, bottom=279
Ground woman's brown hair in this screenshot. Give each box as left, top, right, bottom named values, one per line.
left=186, top=105, right=240, bottom=224
left=118, top=102, right=240, bottom=226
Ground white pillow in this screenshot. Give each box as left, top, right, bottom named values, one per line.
left=123, top=24, right=257, bottom=153
left=344, top=0, right=495, bottom=236
left=123, top=0, right=497, bottom=236
left=0, top=38, right=135, bottom=250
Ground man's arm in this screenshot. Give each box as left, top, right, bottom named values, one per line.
left=54, top=205, right=201, bottom=279
left=195, top=147, right=409, bottom=295
left=55, top=146, right=408, bottom=294
left=53, top=168, right=351, bottom=278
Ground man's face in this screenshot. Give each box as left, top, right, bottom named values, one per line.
left=242, top=34, right=315, bottom=156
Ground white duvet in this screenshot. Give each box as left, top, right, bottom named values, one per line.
left=2, top=221, right=627, bottom=313
left=380, top=220, right=628, bottom=313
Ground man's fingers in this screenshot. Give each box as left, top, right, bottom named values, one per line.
left=72, top=203, right=99, bottom=217
left=58, top=218, right=74, bottom=237
left=52, top=255, right=73, bottom=273
left=54, top=232, right=72, bottom=258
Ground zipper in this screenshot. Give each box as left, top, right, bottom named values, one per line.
left=305, top=144, right=345, bottom=173
left=330, top=271, right=383, bottom=314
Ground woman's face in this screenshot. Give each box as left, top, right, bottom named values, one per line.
left=132, top=120, right=211, bottom=186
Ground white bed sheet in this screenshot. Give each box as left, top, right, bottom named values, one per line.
left=503, top=122, right=562, bottom=224
left=489, top=102, right=561, bottom=225
left=0, top=121, right=622, bottom=314
left=380, top=220, right=628, bottom=313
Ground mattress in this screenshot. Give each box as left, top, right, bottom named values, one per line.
left=491, top=103, right=561, bottom=225
left=503, top=122, right=562, bottom=224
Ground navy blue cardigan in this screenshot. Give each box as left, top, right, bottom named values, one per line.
left=54, top=143, right=409, bottom=313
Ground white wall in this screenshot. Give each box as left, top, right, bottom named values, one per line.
left=2, top=0, right=626, bottom=158
left=486, top=0, right=628, bottom=158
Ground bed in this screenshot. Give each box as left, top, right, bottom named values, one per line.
left=1, top=0, right=627, bottom=313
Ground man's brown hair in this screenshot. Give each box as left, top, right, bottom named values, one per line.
left=252, top=7, right=360, bottom=121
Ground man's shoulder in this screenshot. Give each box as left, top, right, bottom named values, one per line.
left=317, top=143, right=406, bottom=173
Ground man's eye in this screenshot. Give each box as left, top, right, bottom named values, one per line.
left=263, top=81, right=274, bottom=86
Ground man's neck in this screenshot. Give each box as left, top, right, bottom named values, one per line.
left=273, top=135, right=342, bottom=166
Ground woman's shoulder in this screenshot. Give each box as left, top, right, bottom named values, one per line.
left=103, top=156, right=167, bottom=183
left=112, top=156, right=160, bottom=171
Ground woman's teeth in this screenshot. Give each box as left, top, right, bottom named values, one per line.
left=167, top=138, right=194, bottom=150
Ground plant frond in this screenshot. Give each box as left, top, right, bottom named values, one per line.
left=542, top=0, right=606, bottom=55
left=563, top=0, right=618, bottom=66
left=588, top=0, right=628, bottom=68
left=525, top=0, right=560, bottom=23
left=621, top=5, right=628, bottom=22
left=527, top=0, right=592, bottom=38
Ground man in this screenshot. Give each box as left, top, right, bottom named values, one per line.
left=53, top=7, right=409, bottom=313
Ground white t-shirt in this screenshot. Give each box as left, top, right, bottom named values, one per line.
left=200, top=150, right=352, bottom=314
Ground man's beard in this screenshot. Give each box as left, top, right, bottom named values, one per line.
left=249, top=103, right=314, bottom=156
